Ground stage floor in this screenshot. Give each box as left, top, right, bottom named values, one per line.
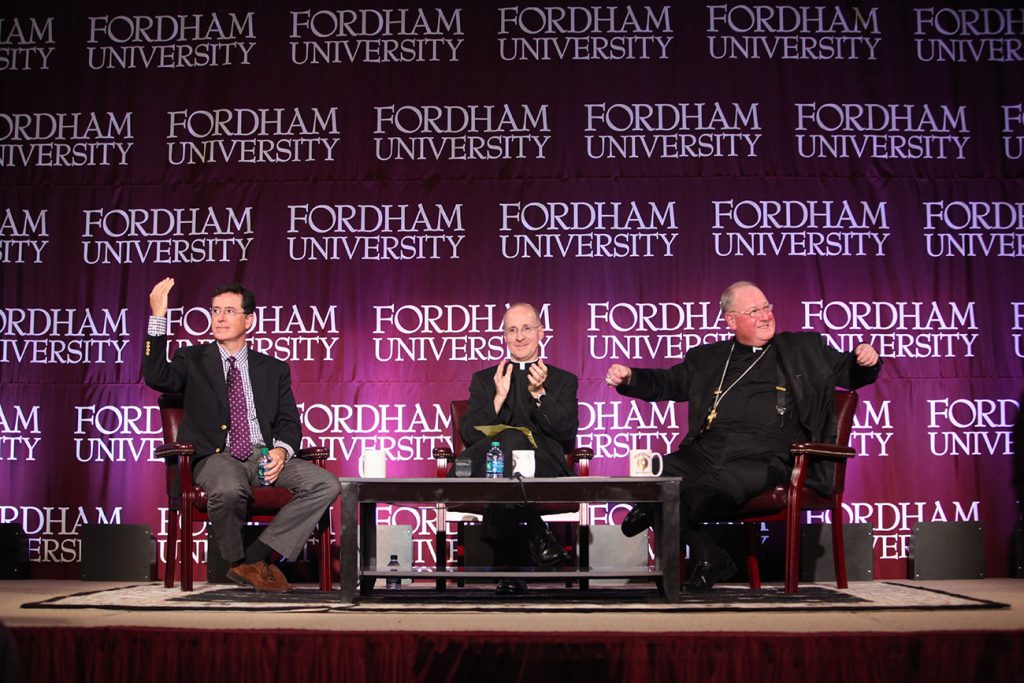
left=3, top=578, right=1023, bottom=634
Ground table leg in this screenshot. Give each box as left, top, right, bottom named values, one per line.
left=661, top=493, right=681, bottom=603
left=359, top=500, right=377, bottom=596
left=338, top=482, right=358, bottom=603
left=435, top=502, right=447, bottom=591
left=436, top=534, right=448, bottom=591
left=577, top=524, right=590, bottom=591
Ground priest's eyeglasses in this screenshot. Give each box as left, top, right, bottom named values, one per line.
left=504, top=324, right=540, bottom=337
left=734, top=303, right=773, bottom=319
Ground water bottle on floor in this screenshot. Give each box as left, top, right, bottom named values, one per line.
left=386, top=554, right=401, bottom=590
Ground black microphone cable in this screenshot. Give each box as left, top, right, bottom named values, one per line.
left=513, top=471, right=529, bottom=504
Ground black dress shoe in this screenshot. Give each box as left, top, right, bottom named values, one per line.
left=495, top=578, right=527, bottom=595
left=621, top=505, right=653, bottom=537
left=684, top=550, right=737, bottom=593
left=529, top=527, right=570, bottom=566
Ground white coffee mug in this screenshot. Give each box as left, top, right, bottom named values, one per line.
left=629, top=449, right=663, bottom=477
left=358, top=449, right=388, bottom=478
left=512, top=450, right=536, bottom=478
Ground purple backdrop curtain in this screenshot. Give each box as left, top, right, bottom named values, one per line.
left=1, top=1, right=1021, bottom=580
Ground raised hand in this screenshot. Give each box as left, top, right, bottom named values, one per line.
left=492, top=359, right=512, bottom=413
left=149, top=277, right=175, bottom=317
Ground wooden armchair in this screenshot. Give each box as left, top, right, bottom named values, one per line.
left=156, top=393, right=333, bottom=591
left=710, top=390, right=860, bottom=593
left=431, top=399, right=594, bottom=582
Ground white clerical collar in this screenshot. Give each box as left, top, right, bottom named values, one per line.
left=735, top=340, right=769, bottom=354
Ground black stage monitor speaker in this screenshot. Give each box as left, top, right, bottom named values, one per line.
left=80, top=524, right=155, bottom=581
left=0, top=524, right=29, bottom=579
left=909, top=521, right=984, bottom=580
left=800, top=523, right=873, bottom=582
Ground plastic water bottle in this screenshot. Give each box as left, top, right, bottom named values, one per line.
left=257, top=447, right=271, bottom=486
left=386, top=554, right=401, bottom=590
left=485, top=441, right=504, bottom=479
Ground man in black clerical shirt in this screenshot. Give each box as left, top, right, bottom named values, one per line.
left=457, top=303, right=578, bottom=594
left=605, top=281, right=882, bottom=591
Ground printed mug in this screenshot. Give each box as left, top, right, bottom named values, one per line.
left=628, top=449, right=663, bottom=477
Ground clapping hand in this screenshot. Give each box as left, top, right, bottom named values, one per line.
left=528, top=358, right=548, bottom=398
left=492, top=359, right=512, bottom=412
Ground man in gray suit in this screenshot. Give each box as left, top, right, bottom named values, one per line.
left=144, top=277, right=340, bottom=592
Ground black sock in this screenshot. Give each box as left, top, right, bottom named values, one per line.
left=244, top=540, right=272, bottom=565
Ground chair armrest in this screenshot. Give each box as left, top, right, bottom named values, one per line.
left=568, top=447, right=593, bottom=477
left=297, top=447, right=329, bottom=461
left=156, top=442, right=195, bottom=508
left=433, top=445, right=455, bottom=478
left=433, top=446, right=454, bottom=463
left=570, top=447, right=594, bottom=461
left=155, top=442, right=196, bottom=460
left=790, top=442, right=856, bottom=497
left=790, top=442, right=855, bottom=460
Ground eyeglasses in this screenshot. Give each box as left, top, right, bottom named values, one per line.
left=503, top=324, right=540, bottom=337
left=732, top=303, right=773, bottom=319
left=210, top=307, right=249, bottom=318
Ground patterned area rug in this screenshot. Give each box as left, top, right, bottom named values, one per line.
left=21, top=581, right=1007, bottom=613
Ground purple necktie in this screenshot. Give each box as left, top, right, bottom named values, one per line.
left=226, top=357, right=253, bottom=461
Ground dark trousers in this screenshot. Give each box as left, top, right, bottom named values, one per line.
left=661, top=431, right=790, bottom=560
left=458, top=429, right=563, bottom=565
left=667, top=438, right=789, bottom=524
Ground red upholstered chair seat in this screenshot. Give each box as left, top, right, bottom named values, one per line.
left=732, top=486, right=789, bottom=516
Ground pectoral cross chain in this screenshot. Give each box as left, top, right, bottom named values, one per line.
left=702, top=343, right=770, bottom=434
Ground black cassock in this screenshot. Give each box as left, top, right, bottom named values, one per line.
left=454, top=361, right=579, bottom=560
left=664, top=343, right=803, bottom=524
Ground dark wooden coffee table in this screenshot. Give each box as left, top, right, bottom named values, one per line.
left=337, top=476, right=681, bottom=603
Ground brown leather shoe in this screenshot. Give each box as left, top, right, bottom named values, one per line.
left=264, top=563, right=294, bottom=592
left=227, top=561, right=294, bottom=592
